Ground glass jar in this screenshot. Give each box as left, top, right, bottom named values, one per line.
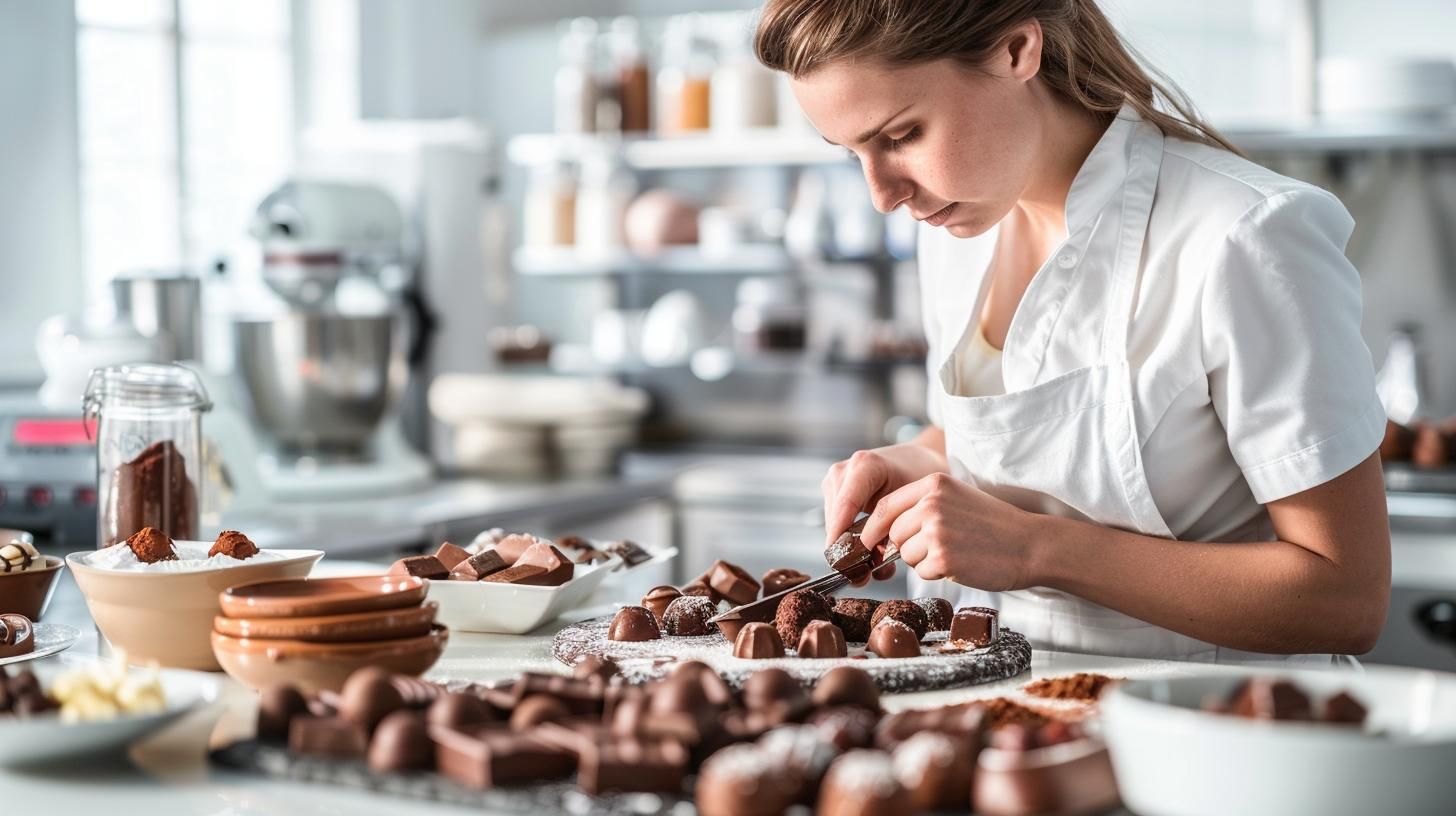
left=83, top=363, right=211, bottom=548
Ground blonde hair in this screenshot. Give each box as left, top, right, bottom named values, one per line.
left=754, top=0, right=1242, bottom=155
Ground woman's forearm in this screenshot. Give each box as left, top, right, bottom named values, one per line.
left=909, top=425, right=948, bottom=471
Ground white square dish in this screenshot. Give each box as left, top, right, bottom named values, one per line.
left=426, top=558, right=618, bottom=634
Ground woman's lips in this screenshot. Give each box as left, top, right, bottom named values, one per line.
left=921, top=202, right=958, bottom=227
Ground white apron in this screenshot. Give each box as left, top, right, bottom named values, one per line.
left=917, top=123, right=1333, bottom=665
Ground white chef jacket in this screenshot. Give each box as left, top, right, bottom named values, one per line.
left=916, top=111, right=1385, bottom=548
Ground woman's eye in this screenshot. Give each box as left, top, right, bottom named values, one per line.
left=887, top=126, right=921, bottom=150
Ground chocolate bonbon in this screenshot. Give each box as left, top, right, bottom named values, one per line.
left=760, top=567, right=810, bottom=597
left=662, top=595, right=716, bottom=636
left=608, top=606, right=661, bottom=642
left=707, top=560, right=760, bottom=606
left=733, top=621, right=785, bottom=659
left=509, top=694, right=570, bottom=731
left=288, top=715, right=367, bottom=758
left=256, top=684, right=309, bottom=742
left=742, top=667, right=809, bottom=723
left=450, top=549, right=508, bottom=581
left=696, top=743, right=800, bottom=816
left=830, top=598, right=880, bottom=642
left=0, top=614, right=35, bottom=658
left=367, top=710, right=434, bottom=773
left=867, top=619, right=922, bottom=659
left=640, top=585, right=682, bottom=625
left=892, top=731, right=976, bottom=811
left=817, top=749, right=912, bottom=816
left=796, top=619, right=848, bottom=659
left=427, top=692, right=493, bottom=730
left=572, top=654, right=620, bottom=684
left=812, top=666, right=881, bottom=713
left=124, top=526, right=177, bottom=564
left=913, top=597, right=954, bottom=632
left=339, top=666, right=406, bottom=733
left=948, top=606, right=1000, bottom=648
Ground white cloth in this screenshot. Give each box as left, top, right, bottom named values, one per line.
left=909, top=106, right=1383, bottom=663
left=952, top=327, right=1006, bottom=398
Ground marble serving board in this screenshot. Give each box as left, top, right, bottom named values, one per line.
left=552, top=616, right=1033, bottom=693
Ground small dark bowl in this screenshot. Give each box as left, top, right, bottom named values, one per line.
left=0, top=529, right=63, bottom=620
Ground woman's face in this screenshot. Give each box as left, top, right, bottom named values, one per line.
left=790, top=48, right=1044, bottom=239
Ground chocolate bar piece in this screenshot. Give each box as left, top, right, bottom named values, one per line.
left=949, top=606, right=999, bottom=648
left=288, top=716, right=367, bottom=758
left=480, top=563, right=547, bottom=584
left=578, top=738, right=689, bottom=796
left=492, top=534, right=538, bottom=565
left=603, top=539, right=651, bottom=567
left=388, top=555, right=449, bottom=580
left=708, top=560, right=761, bottom=606
left=433, top=542, right=472, bottom=571
left=513, top=542, right=574, bottom=586
left=509, top=672, right=604, bottom=716
left=450, top=549, right=508, bottom=581
left=430, top=725, right=575, bottom=789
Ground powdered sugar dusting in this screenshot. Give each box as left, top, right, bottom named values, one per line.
left=82, top=540, right=286, bottom=572
left=825, top=750, right=901, bottom=797
left=823, top=534, right=863, bottom=568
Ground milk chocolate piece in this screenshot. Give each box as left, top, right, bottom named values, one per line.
left=288, top=715, right=367, bottom=758
left=513, top=542, right=575, bottom=586
left=662, top=595, right=717, bottom=636
left=913, top=597, right=954, bottom=632
left=733, top=621, right=785, bottom=659
left=867, top=619, right=922, bottom=658
left=555, top=535, right=591, bottom=552
left=673, top=659, right=735, bottom=708
left=832, top=598, right=880, bottom=642
left=870, top=600, right=929, bottom=641
left=813, top=666, right=881, bottom=713
left=339, top=667, right=406, bottom=733
left=430, top=725, right=575, bottom=789
left=817, top=750, right=912, bottom=816
left=427, top=692, right=494, bottom=730
left=708, top=560, right=761, bottom=606
left=492, top=533, right=537, bottom=565
left=388, top=555, right=448, bottom=580
left=388, top=675, right=442, bottom=711
left=509, top=694, right=570, bottom=731
left=893, top=731, right=976, bottom=811
left=124, top=526, right=177, bottom=564
left=433, top=541, right=471, bottom=571
left=680, top=581, right=717, bottom=602
left=608, top=605, right=661, bottom=641
left=0, top=614, right=35, bottom=659
left=641, top=585, right=682, bottom=625
left=1322, top=690, right=1368, bottom=725
left=509, top=673, right=604, bottom=716
left=451, top=549, right=508, bottom=581
left=797, top=619, right=848, bottom=658
left=775, top=589, right=833, bottom=648
left=209, top=530, right=258, bottom=560
left=696, top=743, right=801, bottom=816
left=572, top=654, right=620, bottom=684
left=1227, top=678, right=1314, bottom=721
left=480, top=563, right=547, bottom=584
left=875, top=704, right=987, bottom=751
left=256, top=684, right=309, bottom=742
left=578, top=738, right=689, bottom=795
left=761, top=567, right=811, bottom=597
left=974, top=737, right=1119, bottom=816
left=107, top=440, right=196, bottom=546
left=574, top=548, right=610, bottom=565
left=368, top=710, right=433, bottom=773
left=757, top=724, right=841, bottom=800
left=603, top=539, right=651, bottom=567
left=824, top=528, right=872, bottom=581
left=742, top=667, right=810, bottom=721
left=949, top=606, right=1000, bottom=647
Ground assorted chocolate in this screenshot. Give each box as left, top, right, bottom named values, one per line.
left=607, top=606, right=660, bottom=642
left=774, top=588, right=833, bottom=648
left=662, top=595, right=717, bottom=636
left=1203, top=677, right=1369, bottom=728
left=0, top=667, right=58, bottom=719
left=0, top=613, right=35, bottom=658
left=945, top=606, right=1001, bottom=650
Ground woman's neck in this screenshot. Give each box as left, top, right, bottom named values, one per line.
left=1014, top=95, right=1112, bottom=234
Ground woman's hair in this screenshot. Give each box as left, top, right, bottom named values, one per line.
left=754, top=0, right=1241, bottom=155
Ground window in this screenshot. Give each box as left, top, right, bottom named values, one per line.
left=75, top=0, right=293, bottom=286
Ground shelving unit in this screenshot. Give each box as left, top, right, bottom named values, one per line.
left=507, top=128, right=849, bottom=170
left=513, top=245, right=797, bottom=277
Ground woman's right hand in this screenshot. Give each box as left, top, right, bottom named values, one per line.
left=822, top=430, right=948, bottom=583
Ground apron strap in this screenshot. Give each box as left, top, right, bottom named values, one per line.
left=1099, top=124, right=1165, bottom=364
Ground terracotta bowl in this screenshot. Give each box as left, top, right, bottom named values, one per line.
left=211, top=623, right=449, bottom=693
left=65, top=549, right=324, bottom=671
left=0, top=529, right=64, bottom=620
left=212, top=601, right=438, bottom=643
left=219, top=575, right=427, bottom=619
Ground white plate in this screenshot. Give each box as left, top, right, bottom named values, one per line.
left=1101, top=666, right=1456, bottom=816
left=427, top=559, right=618, bottom=634
left=0, top=663, right=221, bottom=767
left=0, top=622, right=80, bottom=667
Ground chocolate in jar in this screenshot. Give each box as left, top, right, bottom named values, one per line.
left=104, top=439, right=198, bottom=546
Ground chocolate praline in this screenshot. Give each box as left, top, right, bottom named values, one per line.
left=696, top=744, right=801, bottom=816
left=573, top=654, right=621, bottom=684
left=913, top=597, right=954, bottom=632
left=339, top=667, right=406, bottom=733
left=733, top=621, right=786, bottom=659
left=948, top=606, right=999, bottom=647
left=509, top=694, right=569, bottom=731
left=742, top=667, right=809, bottom=715
left=809, top=706, right=880, bottom=751
left=708, top=560, right=762, bottom=606
left=761, top=567, right=810, bottom=597
left=774, top=589, right=834, bottom=648
left=797, top=619, right=848, bottom=658
left=426, top=692, right=493, bottom=730
left=608, top=605, right=661, bottom=642
left=867, top=619, right=923, bottom=658
left=812, top=666, right=881, bottom=713
left=817, top=749, right=912, bottom=816
left=870, top=600, right=929, bottom=641
left=256, top=684, right=309, bottom=742
left=641, top=585, right=682, bottom=625
left=662, top=595, right=717, bottom=637
left=367, top=710, right=434, bottom=773
left=831, top=598, right=880, bottom=642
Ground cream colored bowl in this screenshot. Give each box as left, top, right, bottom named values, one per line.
left=66, top=547, right=323, bottom=671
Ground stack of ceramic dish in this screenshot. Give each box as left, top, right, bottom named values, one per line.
left=211, top=575, right=447, bottom=692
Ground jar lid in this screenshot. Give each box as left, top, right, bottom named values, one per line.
left=82, top=363, right=212, bottom=420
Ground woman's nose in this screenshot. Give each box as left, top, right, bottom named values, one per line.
left=861, top=158, right=912, bottom=214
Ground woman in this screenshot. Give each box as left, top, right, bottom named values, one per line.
left=755, top=0, right=1390, bottom=662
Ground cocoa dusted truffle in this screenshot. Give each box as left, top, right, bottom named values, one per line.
left=867, top=619, right=922, bottom=658
left=913, top=597, right=954, bottom=632
left=831, top=598, right=880, bottom=642
left=209, top=530, right=258, bottom=560
left=124, top=526, right=177, bottom=563
left=812, top=666, right=881, bottom=713
left=869, top=600, right=928, bottom=641
left=733, top=621, right=785, bottom=660
left=641, top=585, right=682, bottom=625
left=708, top=560, right=761, bottom=606
left=761, top=567, right=811, bottom=596
left=608, top=605, right=661, bottom=642
left=367, top=710, right=433, bottom=773
left=797, top=619, right=848, bottom=658
left=817, top=750, right=912, bottom=816
left=696, top=743, right=801, bottom=816
left=662, top=595, right=717, bottom=636
left=339, top=667, right=405, bottom=733
left=774, top=588, right=833, bottom=648
left=892, top=732, right=977, bottom=812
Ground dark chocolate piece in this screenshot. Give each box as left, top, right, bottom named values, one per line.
left=867, top=619, right=923, bottom=658
left=430, top=725, right=576, bottom=789
left=672, top=659, right=735, bottom=708
left=578, top=738, right=689, bottom=796
left=662, top=595, right=717, bottom=637
left=480, top=563, right=547, bottom=584
left=339, top=667, right=406, bottom=733
left=875, top=704, right=987, bottom=751
left=831, top=598, right=881, bottom=642
left=824, top=528, right=873, bottom=582
left=388, top=555, right=449, bottom=580
left=733, top=621, right=785, bottom=659
left=367, top=710, right=433, bottom=773
left=388, top=675, right=443, bottom=709
left=708, top=560, right=761, bottom=606
left=427, top=692, right=494, bottom=730
left=761, top=567, right=811, bottom=597
left=508, top=673, right=604, bottom=716
left=774, top=589, right=833, bottom=649
left=817, top=749, right=912, bottom=816
left=450, top=549, right=508, bottom=581
left=812, top=666, right=881, bottom=713
left=288, top=715, right=367, bottom=758
left=1228, top=678, right=1314, bottom=721
left=513, top=541, right=575, bottom=586
left=869, top=600, right=929, bottom=641
left=209, top=530, right=258, bottom=560
left=554, top=535, right=591, bottom=552
left=948, top=606, right=999, bottom=648
left=603, top=539, right=651, bottom=567
left=641, top=585, right=683, bottom=625
left=256, top=684, right=309, bottom=743
left=913, top=597, right=954, bottom=632
left=608, top=606, right=661, bottom=642
left=433, top=541, right=471, bottom=571
left=573, top=548, right=611, bottom=565
left=975, top=735, right=1118, bottom=816
left=797, top=619, right=848, bottom=658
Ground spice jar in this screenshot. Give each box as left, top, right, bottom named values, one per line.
left=84, top=363, right=211, bottom=548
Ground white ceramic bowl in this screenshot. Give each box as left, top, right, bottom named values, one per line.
left=426, top=559, right=616, bottom=634
left=0, top=662, right=221, bottom=767
left=1100, top=667, right=1456, bottom=816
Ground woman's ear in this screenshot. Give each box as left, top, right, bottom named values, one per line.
left=1003, top=19, right=1043, bottom=83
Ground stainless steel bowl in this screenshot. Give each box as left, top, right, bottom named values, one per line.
left=233, top=314, right=404, bottom=454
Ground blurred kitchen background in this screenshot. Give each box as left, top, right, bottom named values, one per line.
left=7, top=0, right=1456, bottom=669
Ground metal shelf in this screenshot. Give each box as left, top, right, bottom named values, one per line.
left=1226, top=116, right=1456, bottom=154
left=513, top=245, right=798, bottom=276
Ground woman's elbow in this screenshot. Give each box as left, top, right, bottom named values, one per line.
left=1331, top=582, right=1389, bottom=655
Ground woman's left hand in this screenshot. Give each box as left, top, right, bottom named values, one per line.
left=858, top=472, right=1036, bottom=592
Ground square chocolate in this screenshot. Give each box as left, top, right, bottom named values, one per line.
left=451, top=549, right=508, bottom=581
left=578, top=738, right=688, bottom=795
left=514, top=542, right=575, bottom=586
left=481, top=563, right=548, bottom=585
left=288, top=716, right=367, bottom=758
left=388, top=555, right=449, bottom=580
left=949, top=606, right=999, bottom=647
left=434, top=542, right=472, bottom=571
left=430, top=725, right=575, bottom=789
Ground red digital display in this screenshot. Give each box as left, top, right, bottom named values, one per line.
left=13, top=418, right=96, bottom=447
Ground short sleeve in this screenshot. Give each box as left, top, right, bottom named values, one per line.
left=917, top=223, right=945, bottom=427
left=1201, top=187, right=1385, bottom=504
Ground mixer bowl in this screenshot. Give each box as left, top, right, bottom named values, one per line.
left=234, top=313, right=404, bottom=453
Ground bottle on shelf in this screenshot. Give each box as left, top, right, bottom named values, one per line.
left=523, top=161, right=578, bottom=248
left=710, top=11, right=777, bottom=133
left=656, top=15, right=714, bottom=134
left=611, top=16, right=651, bottom=134
left=554, top=17, right=598, bottom=135
left=575, top=152, right=637, bottom=257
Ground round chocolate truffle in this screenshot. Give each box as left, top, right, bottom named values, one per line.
left=742, top=667, right=809, bottom=716
left=608, top=605, right=661, bottom=642
left=797, top=619, right=848, bottom=659
left=774, top=589, right=834, bottom=649
left=817, top=749, right=913, bottom=816
left=869, top=600, right=929, bottom=641
left=831, top=598, right=880, bottom=642
left=509, top=693, right=569, bottom=731
left=339, top=667, right=406, bottom=733
left=892, top=732, right=975, bottom=811
left=367, top=710, right=434, bottom=773
left=761, top=567, right=810, bottom=597
left=256, top=684, right=309, bottom=742
left=812, top=666, right=881, bottom=713
left=426, top=692, right=493, bottom=730
left=662, top=595, right=717, bottom=636
left=912, top=597, right=954, bottom=632
left=696, top=743, right=801, bottom=816
left=868, top=619, right=922, bottom=659
left=641, top=585, right=683, bottom=625
left=733, top=621, right=786, bottom=660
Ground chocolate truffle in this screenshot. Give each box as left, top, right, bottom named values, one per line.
left=733, top=621, right=786, bottom=659
left=774, top=589, right=833, bottom=648
left=641, top=585, right=682, bottom=625
left=573, top=654, right=621, bottom=684
left=831, top=598, right=881, bottom=642
left=387, top=555, right=449, bottom=580
left=797, top=619, right=848, bottom=658
left=367, top=710, right=433, bottom=773
left=125, top=526, right=177, bottom=563
left=608, top=605, right=661, bottom=642
left=209, top=530, right=258, bottom=560
left=672, top=659, right=735, bottom=708
left=867, top=619, right=922, bottom=658
left=427, top=692, right=493, bottom=730
left=913, top=597, right=954, bottom=632
left=761, top=567, right=811, bottom=596
left=1322, top=691, right=1368, bottom=725
left=817, top=750, right=912, bottom=816
left=1381, top=420, right=1416, bottom=461
left=450, top=549, right=507, bottom=581
left=339, top=667, right=406, bottom=733
left=513, top=541, right=575, bottom=586
left=742, top=667, right=809, bottom=717
left=433, top=541, right=471, bottom=571
left=509, top=693, right=569, bottom=731
left=696, top=743, right=801, bottom=816
left=869, top=600, right=928, bottom=641
left=948, top=606, right=1000, bottom=647
left=662, top=595, right=717, bottom=636
left=708, top=560, right=761, bottom=606
left=892, top=732, right=975, bottom=811
left=256, top=684, right=309, bottom=742
left=812, top=666, right=881, bottom=713
left=492, top=533, right=537, bottom=564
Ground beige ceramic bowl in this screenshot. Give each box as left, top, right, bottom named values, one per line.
left=0, top=530, right=64, bottom=620
left=211, top=623, right=448, bottom=692
left=66, top=548, right=323, bottom=671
